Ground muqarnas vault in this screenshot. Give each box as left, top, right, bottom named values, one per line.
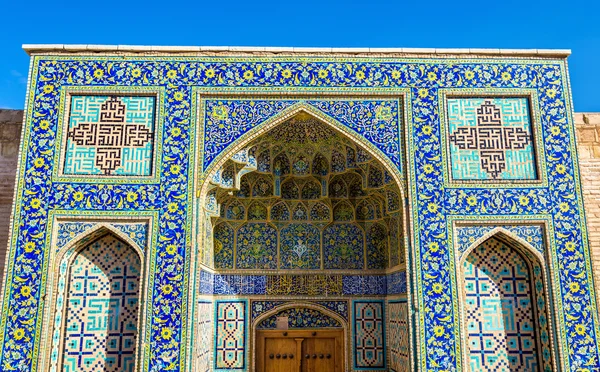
left=0, top=45, right=598, bottom=372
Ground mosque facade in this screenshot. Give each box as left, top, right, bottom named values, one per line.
left=0, top=45, right=598, bottom=372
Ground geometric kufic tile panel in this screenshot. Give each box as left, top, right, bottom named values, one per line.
left=388, top=300, right=409, bottom=372
left=61, top=234, right=141, bottom=371
left=196, top=301, right=213, bottom=372
left=353, top=300, right=386, bottom=370
left=64, top=95, right=155, bottom=176
left=447, top=97, right=536, bottom=181
left=463, top=238, right=540, bottom=371
left=214, top=300, right=246, bottom=371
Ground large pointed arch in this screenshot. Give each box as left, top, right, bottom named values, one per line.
left=198, top=103, right=406, bottom=200
left=191, top=102, right=412, bottom=372
left=456, top=228, right=558, bottom=371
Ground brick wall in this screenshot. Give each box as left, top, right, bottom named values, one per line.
left=0, top=110, right=22, bottom=287
left=575, top=113, right=600, bottom=301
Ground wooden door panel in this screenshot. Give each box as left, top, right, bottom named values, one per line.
left=257, top=329, right=343, bottom=372
left=264, top=337, right=298, bottom=372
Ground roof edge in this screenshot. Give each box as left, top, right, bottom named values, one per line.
left=22, top=44, right=572, bottom=58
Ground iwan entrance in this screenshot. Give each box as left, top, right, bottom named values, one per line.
left=195, top=108, right=408, bottom=371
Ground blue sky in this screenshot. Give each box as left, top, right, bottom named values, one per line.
left=1, top=0, right=598, bottom=111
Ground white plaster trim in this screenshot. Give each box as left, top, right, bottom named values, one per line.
left=22, top=44, right=572, bottom=57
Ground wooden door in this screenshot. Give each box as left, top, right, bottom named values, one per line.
left=302, top=335, right=338, bottom=372
left=256, top=329, right=343, bottom=372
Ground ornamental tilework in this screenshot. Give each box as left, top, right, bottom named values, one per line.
left=235, top=223, right=277, bottom=269
left=215, top=300, right=247, bottom=371
left=63, top=95, right=155, bottom=176
left=388, top=300, right=410, bottom=372
left=1, top=53, right=597, bottom=372
left=463, top=238, right=540, bottom=371
left=251, top=301, right=349, bottom=321
left=353, top=300, right=386, bottom=370
left=279, top=223, right=321, bottom=269
left=323, top=223, right=364, bottom=269
left=60, top=235, right=141, bottom=372
left=386, top=271, right=407, bottom=295
left=456, top=224, right=545, bottom=259
left=257, top=308, right=341, bottom=329
left=56, top=222, right=148, bottom=252
left=196, top=301, right=213, bottom=372
left=202, top=99, right=402, bottom=171
left=447, top=97, right=536, bottom=181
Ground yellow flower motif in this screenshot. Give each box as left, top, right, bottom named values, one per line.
left=34, top=158, right=44, bottom=168
left=13, top=328, right=25, bottom=340
left=318, top=69, right=328, bottom=78
left=173, top=91, right=184, bottom=101
left=162, top=284, right=173, bottom=294
left=166, top=244, right=177, bottom=255
left=212, top=105, right=228, bottom=121
left=466, top=196, right=477, bottom=206
left=39, top=120, right=50, bottom=130
left=73, top=191, right=84, bottom=202
left=375, top=105, right=392, bottom=121
left=464, top=70, right=475, bottom=80
left=43, top=85, right=54, bottom=94
left=161, top=327, right=172, bottom=340
left=93, top=69, right=104, bottom=79
left=205, top=68, right=216, bottom=78
left=281, top=69, right=292, bottom=79
left=166, top=69, right=177, bottom=79
left=550, top=126, right=560, bottom=136
left=501, top=71, right=511, bottom=81
left=20, top=286, right=31, bottom=297
left=126, top=191, right=138, bottom=203
left=427, top=72, right=437, bottom=81
left=433, top=326, right=444, bottom=337
left=519, top=196, right=529, bottom=206
left=565, top=241, right=576, bottom=252
left=167, top=203, right=178, bottom=213
left=428, top=242, right=439, bottom=252
left=423, top=164, right=434, bottom=174
left=243, top=70, right=254, bottom=80
left=422, top=125, right=433, bottom=135
left=171, top=127, right=181, bottom=137
left=170, top=164, right=181, bottom=174
left=432, top=283, right=443, bottom=294
left=427, top=202, right=439, bottom=213
left=556, top=164, right=566, bottom=174
left=547, top=88, right=557, bottom=98
left=418, top=88, right=429, bottom=98
left=575, top=323, right=586, bottom=336
left=131, top=68, right=142, bottom=77
left=391, top=70, right=401, bottom=79
left=30, top=198, right=42, bottom=209
left=24, top=242, right=35, bottom=253
left=559, top=202, right=569, bottom=212
left=356, top=70, right=366, bottom=80
left=569, top=282, right=580, bottom=293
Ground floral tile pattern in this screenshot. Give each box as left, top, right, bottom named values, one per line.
left=0, top=53, right=595, bottom=372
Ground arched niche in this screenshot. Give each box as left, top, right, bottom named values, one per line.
left=49, top=231, right=143, bottom=372
left=458, top=231, right=556, bottom=372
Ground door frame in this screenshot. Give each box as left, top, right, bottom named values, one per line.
left=251, top=303, right=349, bottom=372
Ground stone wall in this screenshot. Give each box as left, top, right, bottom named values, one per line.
left=575, top=113, right=600, bottom=302
left=0, top=110, right=22, bottom=287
